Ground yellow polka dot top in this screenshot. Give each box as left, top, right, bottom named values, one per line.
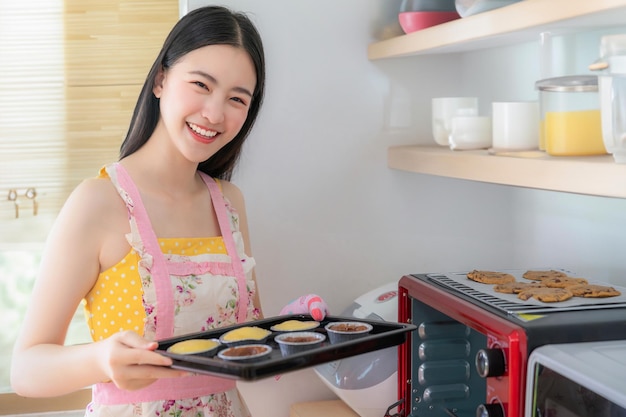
left=83, top=170, right=228, bottom=341
left=84, top=238, right=228, bottom=342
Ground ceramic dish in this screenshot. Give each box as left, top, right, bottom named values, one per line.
left=324, top=321, right=373, bottom=344
left=219, top=326, right=271, bottom=346
left=448, top=115, right=492, bottom=150
left=274, top=332, right=326, bottom=356
left=400, top=0, right=457, bottom=12
left=217, top=344, right=272, bottom=362
left=398, top=11, right=459, bottom=33
left=166, top=338, right=220, bottom=356
left=455, top=0, right=522, bottom=17
left=270, top=320, right=320, bottom=332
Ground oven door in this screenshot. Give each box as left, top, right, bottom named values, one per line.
left=399, top=275, right=528, bottom=417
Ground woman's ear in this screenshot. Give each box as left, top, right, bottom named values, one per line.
left=153, top=67, right=165, bottom=98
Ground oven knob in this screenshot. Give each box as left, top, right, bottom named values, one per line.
left=475, top=348, right=506, bottom=378
left=476, top=403, right=505, bottom=417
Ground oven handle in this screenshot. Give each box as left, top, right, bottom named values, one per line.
left=384, top=399, right=404, bottom=417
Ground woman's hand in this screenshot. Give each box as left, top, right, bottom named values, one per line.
left=279, top=294, right=329, bottom=321
left=96, top=331, right=189, bottom=391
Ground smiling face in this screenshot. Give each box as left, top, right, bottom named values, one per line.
left=152, top=44, right=257, bottom=164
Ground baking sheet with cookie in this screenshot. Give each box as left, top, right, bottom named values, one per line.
left=156, top=314, right=416, bottom=381
left=432, top=269, right=626, bottom=309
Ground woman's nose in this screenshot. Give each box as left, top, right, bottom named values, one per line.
left=201, top=97, right=225, bottom=124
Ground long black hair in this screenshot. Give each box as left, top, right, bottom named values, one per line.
left=119, top=6, right=265, bottom=181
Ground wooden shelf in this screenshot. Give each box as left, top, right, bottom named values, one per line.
left=375, top=0, right=626, bottom=198
left=369, top=0, right=626, bottom=59
left=388, top=145, right=626, bottom=198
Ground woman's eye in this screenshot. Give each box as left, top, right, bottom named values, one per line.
left=193, top=81, right=208, bottom=90
left=231, top=97, right=247, bottom=106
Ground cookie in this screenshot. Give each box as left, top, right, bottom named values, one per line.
left=517, top=287, right=573, bottom=303
left=493, top=281, right=545, bottom=294
left=467, top=270, right=516, bottom=285
left=542, top=276, right=588, bottom=288
left=522, top=270, right=568, bottom=281
left=567, top=284, right=622, bottom=298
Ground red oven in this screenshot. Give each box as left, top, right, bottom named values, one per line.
left=397, top=270, right=626, bottom=417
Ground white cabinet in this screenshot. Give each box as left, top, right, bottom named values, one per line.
left=370, top=0, right=626, bottom=199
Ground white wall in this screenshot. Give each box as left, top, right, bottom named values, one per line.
left=185, top=1, right=626, bottom=416
left=459, top=29, right=626, bottom=284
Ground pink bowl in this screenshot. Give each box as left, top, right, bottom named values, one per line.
left=398, top=11, right=460, bottom=33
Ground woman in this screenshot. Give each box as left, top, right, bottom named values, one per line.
left=11, top=6, right=326, bottom=417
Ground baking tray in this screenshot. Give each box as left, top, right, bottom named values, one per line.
left=424, top=269, right=626, bottom=315
left=156, top=314, right=416, bottom=381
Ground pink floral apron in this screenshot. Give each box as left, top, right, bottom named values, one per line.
left=91, top=163, right=255, bottom=406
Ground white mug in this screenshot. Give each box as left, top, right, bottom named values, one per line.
left=432, top=97, right=479, bottom=146
left=491, top=101, right=540, bottom=150
left=449, top=115, right=492, bottom=150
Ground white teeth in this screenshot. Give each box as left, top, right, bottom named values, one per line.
left=188, top=123, right=217, bottom=138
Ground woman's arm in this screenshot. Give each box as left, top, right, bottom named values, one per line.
left=10, top=178, right=186, bottom=397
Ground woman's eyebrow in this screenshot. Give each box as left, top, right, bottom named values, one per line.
left=190, top=70, right=253, bottom=98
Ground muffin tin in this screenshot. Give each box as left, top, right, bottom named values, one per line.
left=217, top=344, right=273, bottom=362
left=274, top=331, right=326, bottom=355
left=218, top=326, right=272, bottom=347
left=166, top=338, right=221, bottom=356
left=156, top=314, right=416, bottom=381
left=270, top=319, right=320, bottom=332
left=324, top=321, right=374, bottom=344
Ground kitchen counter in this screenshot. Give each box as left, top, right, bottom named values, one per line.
left=289, top=399, right=359, bottom=417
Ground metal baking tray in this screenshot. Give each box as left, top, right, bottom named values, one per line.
left=425, top=269, right=626, bottom=315
left=156, top=314, right=416, bottom=381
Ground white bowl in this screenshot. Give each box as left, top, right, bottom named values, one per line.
left=432, top=97, right=479, bottom=146
left=449, top=115, right=492, bottom=150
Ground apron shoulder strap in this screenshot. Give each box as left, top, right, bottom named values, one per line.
left=110, top=162, right=175, bottom=339
left=199, top=173, right=249, bottom=323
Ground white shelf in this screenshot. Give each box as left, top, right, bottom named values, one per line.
left=388, top=145, right=626, bottom=198
left=368, top=0, right=626, bottom=59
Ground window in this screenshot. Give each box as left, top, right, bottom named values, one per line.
left=0, top=0, right=66, bottom=239
left=0, top=244, right=92, bottom=388
left=0, top=0, right=178, bottom=412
